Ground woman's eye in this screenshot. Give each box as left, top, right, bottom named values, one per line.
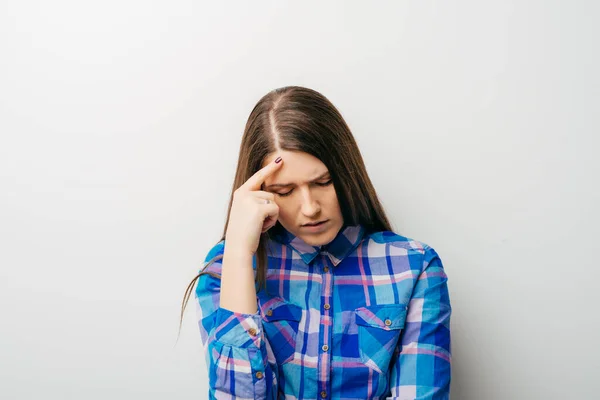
left=275, top=180, right=331, bottom=197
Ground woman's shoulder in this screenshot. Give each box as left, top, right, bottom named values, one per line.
left=363, top=230, right=445, bottom=274
left=365, top=229, right=433, bottom=255
left=203, top=238, right=226, bottom=261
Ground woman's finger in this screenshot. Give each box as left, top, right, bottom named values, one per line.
left=262, top=203, right=279, bottom=218
left=239, top=156, right=283, bottom=191
left=252, top=191, right=276, bottom=201
left=261, top=215, right=278, bottom=233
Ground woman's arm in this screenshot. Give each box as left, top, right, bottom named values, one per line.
left=195, top=241, right=278, bottom=399
left=386, top=245, right=452, bottom=400
left=220, top=247, right=258, bottom=314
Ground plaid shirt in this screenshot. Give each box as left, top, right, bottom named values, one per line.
left=195, top=224, right=452, bottom=399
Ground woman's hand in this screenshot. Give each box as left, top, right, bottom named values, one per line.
left=225, top=156, right=283, bottom=257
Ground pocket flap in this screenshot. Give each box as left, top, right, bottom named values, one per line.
left=259, top=297, right=303, bottom=323
left=355, top=304, right=408, bottom=330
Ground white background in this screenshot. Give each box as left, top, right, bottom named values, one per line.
left=1, top=1, right=598, bottom=399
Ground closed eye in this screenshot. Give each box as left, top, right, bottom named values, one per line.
left=276, top=179, right=333, bottom=197
left=316, top=179, right=333, bottom=187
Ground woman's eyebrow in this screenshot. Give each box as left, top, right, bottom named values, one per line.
left=264, top=171, right=330, bottom=189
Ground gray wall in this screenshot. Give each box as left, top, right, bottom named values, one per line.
left=1, top=1, right=598, bottom=399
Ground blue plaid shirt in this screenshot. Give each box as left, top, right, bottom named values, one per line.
left=195, top=224, right=452, bottom=399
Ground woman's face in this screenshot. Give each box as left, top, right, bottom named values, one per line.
left=261, top=150, right=344, bottom=247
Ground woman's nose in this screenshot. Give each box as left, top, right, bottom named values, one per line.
left=300, top=190, right=321, bottom=217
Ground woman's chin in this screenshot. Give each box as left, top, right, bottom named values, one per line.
left=297, top=230, right=335, bottom=247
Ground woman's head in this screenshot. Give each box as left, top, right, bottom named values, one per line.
left=225, top=85, right=392, bottom=245
left=179, top=86, right=392, bottom=336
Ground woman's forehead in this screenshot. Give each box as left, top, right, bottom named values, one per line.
left=262, top=151, right=329, bottom=186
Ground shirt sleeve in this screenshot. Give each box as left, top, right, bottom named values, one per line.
left=194, top=240, right=278, bottom=399
left=386, top=245, right=452, bottom=400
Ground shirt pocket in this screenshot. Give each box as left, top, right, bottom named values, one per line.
left=354, top=303, right=408, bottom=374
left=259, top=296, right=303, bottom=365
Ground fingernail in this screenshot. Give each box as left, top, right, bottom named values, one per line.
left=275, top=157, right=282, bottom=163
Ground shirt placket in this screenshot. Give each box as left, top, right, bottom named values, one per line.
left=318, top=252, right=333, bottom=399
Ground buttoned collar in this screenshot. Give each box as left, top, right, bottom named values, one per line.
left=269, top=224, right=365, bottom=266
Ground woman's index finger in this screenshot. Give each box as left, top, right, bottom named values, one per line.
left=242, top=156, right=283, bottom=191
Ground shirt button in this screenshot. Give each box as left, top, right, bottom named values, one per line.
left=248, top=328, right=257, bottom=336
left=320, top=390, right=327, bottom=398
left=322, top=344, right=329, bottom=351
left=323, top=266, right=329, bottom=272
left=324, top=304, right=330, bottom=310
left=255, top=371, right=263, bottom=379
left=266, top=309, right=273, bottom=316
left=384, top=319, right=392, bottom=326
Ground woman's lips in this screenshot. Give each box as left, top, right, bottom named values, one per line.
left=303, top=220, right=326, bottom=226
left=301, top=220, right=329, bottom=232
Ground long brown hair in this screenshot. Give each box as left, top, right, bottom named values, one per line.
left=178, top=86, right=393, bottom=336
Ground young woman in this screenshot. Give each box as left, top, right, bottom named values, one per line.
left=180, top=86, right=452, bottom=399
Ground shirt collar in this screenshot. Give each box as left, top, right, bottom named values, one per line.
left=269, top=224, right=366, bottom=266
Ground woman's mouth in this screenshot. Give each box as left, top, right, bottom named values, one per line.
left=301, top=220, right=329, bottom=232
